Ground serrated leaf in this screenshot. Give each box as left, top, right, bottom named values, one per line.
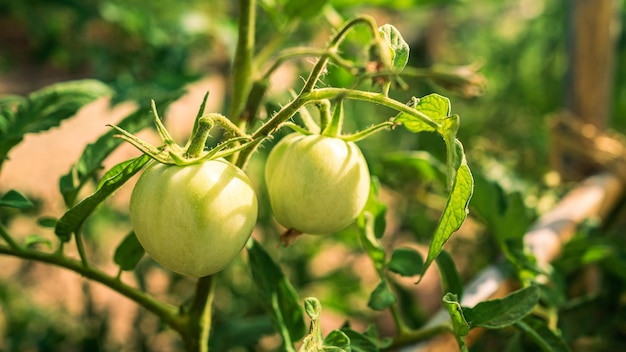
left=387, top=247, right=423, bottom=277
left=55, top=155, right=150, bottom=242
left=415, top=94, right=450, bottom=124
left=379, top=24, right=409, bottom=71
left=463, top=285, right=541, bottom=329
left=247, top=239, right=306, bottom=346
left=0, top=80, right=111, bottom=158
left=367, top=280, right=396, bottom=311
left=114, top=232, right=145, bottom=271
left=435, top=249, right=463, bottom=299
left=59, top=91, right=183, bottom=207
left=396, top=94, right=450, bottom=134
left=422, top=154, right=473, bottom=275
left=0, top=190, right=33, bottom=209
left=442, top=292, right=469, bottom=351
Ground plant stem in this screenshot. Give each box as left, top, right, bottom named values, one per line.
left=229, top=0, right=256, bottom=124
left=0, top=223, right=23, bottom=251
left=74, top=226, right=90, bottom=267
left=300, top=15, right=378, bottom=94
left=0, top=244, right=183, bottom=331
left=181, top=275, right=216, bottom=352
left=185, top=116, right=213, bottom=159
left=389, top=323, right=453, bottom=349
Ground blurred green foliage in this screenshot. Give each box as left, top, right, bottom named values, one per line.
left=1, top=0, right=626, bottom=351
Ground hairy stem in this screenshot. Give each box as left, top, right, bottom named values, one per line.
left=184, top=116, right=214, bottom=159
left=229, top=0, right=256, bottom=124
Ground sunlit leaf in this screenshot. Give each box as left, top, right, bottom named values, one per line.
left=324, top=330, right=350, bottom=351
left=55, top=155, right=150, bottom=242
left=0, top=80, right=111, bottom=159
left=379, top=24, right=409, bottom=71
left=422, top=154, right=473, bottom=275
left=59, top=91, right=183, bottom=207
left=24, top=235, right=52, bottom=249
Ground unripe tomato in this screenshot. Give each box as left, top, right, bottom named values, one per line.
left=265, top=133, right=370, bottom=235
left=130, top=159, right=258, bottom=277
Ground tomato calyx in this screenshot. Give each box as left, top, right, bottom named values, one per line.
left=278, top=228, right=303, bottom=247
left=108, top=100, right=252, bottom=166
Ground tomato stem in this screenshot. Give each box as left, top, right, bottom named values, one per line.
left=185, top=116, right=214, bottom=159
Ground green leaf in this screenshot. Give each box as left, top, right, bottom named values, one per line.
left=382, top=151, right=447, bottom=184
left=396, top=94, right=451, bottom=134
left=470, top=172, right=536, bottom=276
left=387, top=247, right=423, bottom=277
left=0, top=190, right=33, bottom=209
left=442, top=292, right=470, bottom=351
left=422, top=153, right=473, bottom=275
left=379, top=24, right=410, bottom=71
left=55, top=155, right=150, bottom=242
left=0, top=80, right=111, bottom=159
left=340, top=328, right=379, bottom=352
left=304, top=296, right=322, bottom=320
left=367, top=280, right=396, bottom=311
left=247, top=239, right=306, bottom=345
left=357, top=178, right=387, bottom=239
left=515, top=317, right=571, bottom=352
left=285, top=0, right=329, bottom=20
left=24, top=235, right=52, bottom=249
left=114, top=232, right=145, bottom=271
left=415, top=94, right=451, bottom=124
left=463, top=285, right=541, bottom=329
left=435, top=250, right=463, bottom=299
left=324, top=330, right=350, bottom=351
left=59, top=91, right=183, bottom=207
left=359, top=212, right=386, bottom=271
left=37, top=216, right=57, bottom=228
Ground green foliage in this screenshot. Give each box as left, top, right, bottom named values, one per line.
left=0, top=80, right=111, bottom=161
left=247, top=239, right=307, bottom=347
left=2, top=1, right=624, bottom=351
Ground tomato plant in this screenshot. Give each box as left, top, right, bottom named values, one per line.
left=0, top=1, right=550, bottom=351
left=265, top=133, right=370, bottom=236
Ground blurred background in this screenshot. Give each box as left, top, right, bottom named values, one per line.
left=1, top=0, right=625, bottom=351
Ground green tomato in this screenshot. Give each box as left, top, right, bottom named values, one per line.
left=265, top=133, right=370, bottom=235
left=130, top=159, right=258, bottom=277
